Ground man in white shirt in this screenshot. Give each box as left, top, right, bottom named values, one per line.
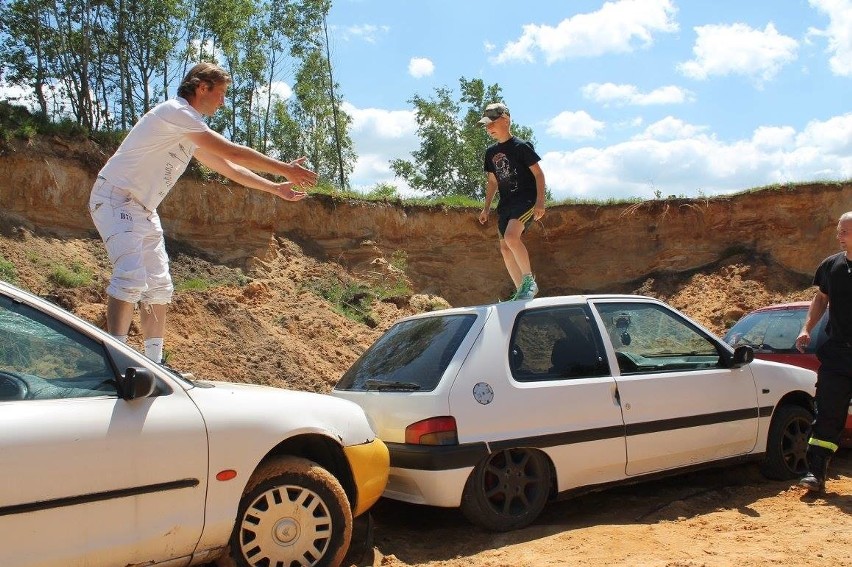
left=89, top=62, right=317, bottom=363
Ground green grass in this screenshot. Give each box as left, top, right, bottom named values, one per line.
left=0, top=256, right=17, bottom=284
left=305, top=276, right=377, bottom=326
left=174, top=277, right=214, bottom=292
left=49, top=261, right=92, bottom=288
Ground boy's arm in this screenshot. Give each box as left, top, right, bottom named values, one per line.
left=479, top=173, right=498, bottom=224
left=530, top=162, right=546, bottom=220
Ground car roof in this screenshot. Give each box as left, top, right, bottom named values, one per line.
left=394, top=294, right=663, bottom=323
left=748, top=301, right=811, bottom=313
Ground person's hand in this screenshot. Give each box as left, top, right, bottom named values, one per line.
left=478, top=208, right=489, bottom=224
left=285, top=156, right=318, bottom=188
left=533, top=202, right=545, bottom=221
left=795, top=332, right=810, bottom=353
left=273, top=182, right=307, bottom=202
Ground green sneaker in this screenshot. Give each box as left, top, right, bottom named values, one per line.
left=515, top=274, right=538, bottom=300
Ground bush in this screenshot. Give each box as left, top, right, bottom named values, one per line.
left=0, top=256, right=17, bottom=284
left=49, top=261, right=92, bottom=288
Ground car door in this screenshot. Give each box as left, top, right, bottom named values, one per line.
left=451, top=303, right=628, bottom=490
left=0, top=293, right=208, bottom=567
left=591, top=300, right=759, bottom=476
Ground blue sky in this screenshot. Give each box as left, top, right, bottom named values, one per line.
left=326, top=0, right=852, bottom=200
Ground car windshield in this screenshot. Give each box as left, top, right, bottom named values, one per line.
left=724, top=308, right=825, bottom=354
left=335, top=314, right=476, bottom=392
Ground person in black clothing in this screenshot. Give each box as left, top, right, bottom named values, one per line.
left=795, top=211, right=852, bottom=492
left=477, top=102, right=546, bottom=301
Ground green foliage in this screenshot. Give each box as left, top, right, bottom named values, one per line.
left=306, top=276, right=377, bottom=326
left=0, top=256, right=18, bottom=284
left=365, top=183, right=400, bottom=201
left=390, top=77, right=538, bottom=200
left=49, top=261, right=92, bottom=288
left=174, top=277, right=213, bottom=292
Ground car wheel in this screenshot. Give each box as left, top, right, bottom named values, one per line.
left=460, top=448, right=552, bottom=532
left=760, top=405, right=812, bottom=480
left=217, top=456, right=353, bottom=567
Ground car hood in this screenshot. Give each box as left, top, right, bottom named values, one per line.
left=187, top=380, right=379, bottom=447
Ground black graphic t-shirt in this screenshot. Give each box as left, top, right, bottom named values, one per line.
left=484, top=136, right=541, bottom=210
left=814, top=252, right=852, bottom=342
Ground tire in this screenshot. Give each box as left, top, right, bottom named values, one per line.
left=760, top=405, right=813, bottom=480
left=216, top=456, right=353, bottom=567
left=460, top=448, right=552, bottom=532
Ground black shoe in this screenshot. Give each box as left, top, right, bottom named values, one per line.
left=799, top=472, right=825, bottom=492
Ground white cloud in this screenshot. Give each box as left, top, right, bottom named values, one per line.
left=338, top=24, right=390, bottom=43
left=582, top=82, right=695, bottom=106
left=678, top=23, right=798, bottom=84
left=546, top=111, right=606, bottom=140
left=493, top=0, right=678, bottom=64
left=255, top=81, right=293, bottom=109
left=341, top=102, right=419, bottom=191
left=807, top=0, right=852, bottom=76
left=634, top=116, right=708, bottom=140
left=483, top=41, right=496, bottom=53
left=408, top=57, right=435, bottom=78
left=541, top=113, right=852, bottom=200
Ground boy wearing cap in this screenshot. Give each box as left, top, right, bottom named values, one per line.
left=477, top=102, right=546, bottom=300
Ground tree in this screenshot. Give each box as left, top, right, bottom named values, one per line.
left=269, top=48, right=355, bottom=186
left=0, top=0, right=57, bottom=117
left=390, top=77, right=536, bottom=200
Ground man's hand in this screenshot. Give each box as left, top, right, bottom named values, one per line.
left=795, top=331, right=810, bottom=353
left=533, top=202, right=545, bottom=221
left=478, top=208, right=489, bottom=224
left=285, top=156, right=318, bottom=188
left=273, top=182, right=308, bottom=202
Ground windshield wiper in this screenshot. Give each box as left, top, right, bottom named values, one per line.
left=364, top=379, right=421, bottom=391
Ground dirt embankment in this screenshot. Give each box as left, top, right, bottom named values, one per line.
left=1, top=135, right=851, bottom=566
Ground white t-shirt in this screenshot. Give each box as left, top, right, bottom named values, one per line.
left=98, top=97, right=210, bottom=210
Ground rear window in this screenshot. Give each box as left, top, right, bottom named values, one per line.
left=335, top=314, right=476, bottom=392
left=724, top=308, right=827, bottom=354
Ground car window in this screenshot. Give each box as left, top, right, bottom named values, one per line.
left=510, top=305, right=610, bottom=382
left=335, top=314, right=476, bottom=392
left=0, top=295, right=118, bottom=401
left=724, top=308, right=825, bottom=354
left=594, top=302, right=721, bottom=375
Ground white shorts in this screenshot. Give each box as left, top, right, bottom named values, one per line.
left=88, top=178, right=173, bottom=305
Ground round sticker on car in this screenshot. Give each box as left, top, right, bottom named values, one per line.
left=472, top=382, right=494, bottom=405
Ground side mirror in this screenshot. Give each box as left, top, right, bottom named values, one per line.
left=722, top=345, right=754, bottom=368
left=117, top=367, right=157, bottom=400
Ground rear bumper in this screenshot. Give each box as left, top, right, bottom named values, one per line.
left=379, top=441, right=489, bottom=507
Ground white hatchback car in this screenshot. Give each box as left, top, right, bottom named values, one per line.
left=333, top=295, right=817, bottom=531
left=0, top=280, right=389, bottom=567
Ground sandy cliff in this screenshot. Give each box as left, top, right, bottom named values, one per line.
left=1, top=136, right=848, bottom=305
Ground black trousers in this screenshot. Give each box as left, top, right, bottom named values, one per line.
left=813, top=339, right=852, bottom=448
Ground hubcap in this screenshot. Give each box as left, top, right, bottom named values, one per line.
left=239, top=485, right=333, bottom=566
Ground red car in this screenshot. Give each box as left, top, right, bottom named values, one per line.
left=724, top=302, right=852, bottom=447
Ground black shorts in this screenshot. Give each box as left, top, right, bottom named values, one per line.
left=497, top=201, right=535, bottom=239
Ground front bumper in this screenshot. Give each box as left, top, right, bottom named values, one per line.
left=344, top=438, right=390, bottom=517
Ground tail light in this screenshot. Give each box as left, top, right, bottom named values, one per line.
left=405, top=416, right=458, bottom=445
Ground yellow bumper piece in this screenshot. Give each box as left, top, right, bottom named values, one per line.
left=344, top=438, right=390, bottom=517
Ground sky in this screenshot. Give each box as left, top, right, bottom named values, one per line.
left=325, top=0, right=852, bottom=201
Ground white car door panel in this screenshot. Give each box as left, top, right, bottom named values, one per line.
left=0, top=292, right=208, bottom=567
left=591, top=300, right=759, bottom=477
left=0, top=393, right=208, bottom=567
left=617, top=369, right=759, bottom=475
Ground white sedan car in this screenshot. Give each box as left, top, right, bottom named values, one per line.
left=0, top=280, right=389, bottom=567
left=333, top=295, right=817, bottom=531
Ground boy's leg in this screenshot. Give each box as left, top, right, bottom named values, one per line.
left=502, top=219, right=532, bottom=278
